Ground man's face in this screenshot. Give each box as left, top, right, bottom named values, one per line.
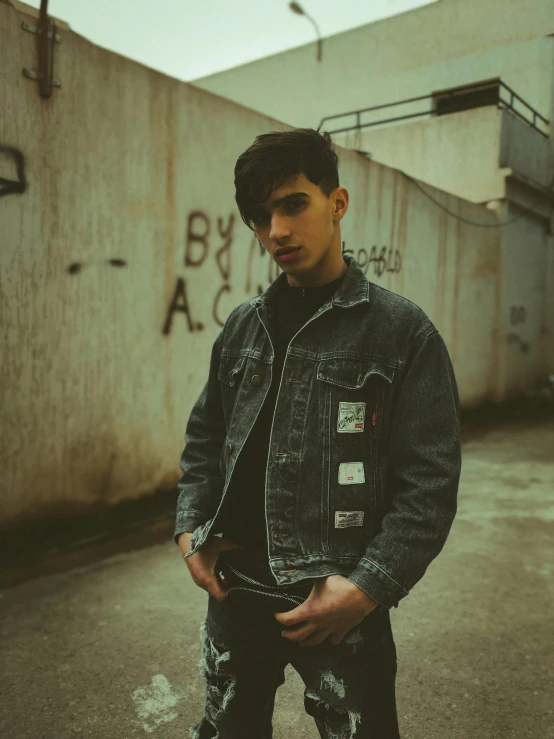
left=251, top=172, right=349, bottom=284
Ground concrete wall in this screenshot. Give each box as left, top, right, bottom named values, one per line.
left=337, top=162, right=503, bottom=407
left=191, top=3, right=553, bottom=210
left=499, top=109, right=552, bottom=190
left=333, top=105, right=550, bottom=204
left=0, top=0, right=548, bottom=526
left=336, top=107, right=508, bottom=204
left=190, top=2, right=553, bottom=141
left=499, top=208, right=554, bottom=398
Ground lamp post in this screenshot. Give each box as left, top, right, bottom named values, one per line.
left=289, top=2, right=322, bottom=62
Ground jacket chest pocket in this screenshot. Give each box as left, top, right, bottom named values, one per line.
left=218, top=353, right=248, bottom=387
left=316, top=357, right=395, bottom=440
left=217, top=353, right=248, bottom=428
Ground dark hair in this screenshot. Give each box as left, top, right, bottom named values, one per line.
left=234, top=128, right=339, bottom=231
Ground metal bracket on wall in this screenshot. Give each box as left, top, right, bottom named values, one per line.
left=21, top=0, right=61, bottom=98
left=21, top=21, right=61, bottom=42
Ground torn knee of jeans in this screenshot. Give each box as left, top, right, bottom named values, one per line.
left=198, top=620, right=236, bottom=720
left=304, top=691, right=361, bottom=739
left=320, top=668, right=347, bottom=698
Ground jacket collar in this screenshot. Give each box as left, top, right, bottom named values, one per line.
left=249, top=252, right=370, bottom=311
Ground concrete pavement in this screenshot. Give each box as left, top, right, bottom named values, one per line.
left=1, top=419, right=553, bottom=738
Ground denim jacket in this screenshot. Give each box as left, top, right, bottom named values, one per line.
left=175, top=252, right=462, bottom=609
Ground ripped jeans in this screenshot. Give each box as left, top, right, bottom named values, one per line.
left=189, top=588, right=401, bottom=738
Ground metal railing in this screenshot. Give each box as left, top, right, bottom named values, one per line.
left=317, top=79, right=550, bottom=139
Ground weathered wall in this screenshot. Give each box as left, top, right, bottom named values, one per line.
left=191, top=4, right=553, bottom=222
left=337, top=159, right=503, bottom=407
left=333, top=106, right=550, bottom=205
left=499, top=208, right=554, bottom=398
left=336, top=107, right=508, bottom=204
left=0, top=1, right=548, bottom=526
left=190, top=2, right=553, bottom=143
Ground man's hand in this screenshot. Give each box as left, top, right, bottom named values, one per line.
left=274, top=575, right=379, bottom=647
left=178, top=532, right=245, bottom=602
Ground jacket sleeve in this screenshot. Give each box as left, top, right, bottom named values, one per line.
left=174, top=323, right=227, bottom=546
left=347, top=329, right=462, bottom=609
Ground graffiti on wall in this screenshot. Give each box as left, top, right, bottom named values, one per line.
left=162, top=212, right=404, bottom=335
left=510, top=305, right=526, bottom=326
left=163, top=210, right=238, bottom=335
left=163, top=210, right=290, bottom=335
left=342, top=242, right=402, bottom=277
left=0, top=145, right=27, bottom=197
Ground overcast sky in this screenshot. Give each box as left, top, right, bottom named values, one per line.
left=24, top=0, right=434, bottom=81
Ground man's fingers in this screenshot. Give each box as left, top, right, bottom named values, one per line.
left=185, top=560, right=228, bottom=601
left=281, top=622, right=316, bottom=641
left=275, top=605, right=309, bottom=626
left=205, top=578, right=227, bottom=601
left=208, top=587, right=227, bottom=602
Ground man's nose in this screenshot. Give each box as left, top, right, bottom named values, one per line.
left=270, top=221, right=291, bottom=241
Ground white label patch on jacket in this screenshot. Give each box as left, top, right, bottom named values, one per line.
left=335, top=511, right=365, bottom=528
left=337, top=402, right=365, bottom=433
left=338, top=461, right=365, bottom=485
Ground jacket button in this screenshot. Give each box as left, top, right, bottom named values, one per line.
left=226, top=443, right=232, bottom=453
left=251, top=375, right=261, bottom=385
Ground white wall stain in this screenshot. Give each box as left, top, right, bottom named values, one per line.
left=131, top=674, right=180, bottom=733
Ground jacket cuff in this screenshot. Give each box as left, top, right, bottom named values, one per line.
left=174, top=511, right=205, bottom=545
left=347, top=557, right=409, bottom=609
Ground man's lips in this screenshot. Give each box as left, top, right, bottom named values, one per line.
left=275, top=247, right=300, bottom=256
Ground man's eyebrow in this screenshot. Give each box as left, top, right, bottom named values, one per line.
left=268, top=191, right=310, bottom=207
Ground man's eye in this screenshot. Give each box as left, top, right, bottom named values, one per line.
left=253, top=201, right=304, bottom=226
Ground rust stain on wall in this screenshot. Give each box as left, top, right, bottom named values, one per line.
left=435, top=201, right=448, bottom=326
left=471, top=253, right=500, bottom=279
left=164, top=86, right=177, bottom=435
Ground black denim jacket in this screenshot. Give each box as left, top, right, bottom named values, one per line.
left=175, top=253, right=462, bottom=609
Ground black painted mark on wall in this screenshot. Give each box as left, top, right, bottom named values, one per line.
left=342, top=242, right=402, bottom=277
left=185, top=210, right=210, bottom=268
left=184, top=211, right=233, bottom=280
left=506, top=332, right=530, bottom=354
left=510, top=305, right=526, bottom=326
left=66, top=259, right=128, bottom=274
left=0, top=145, right=27, bottom=197
left=162, top=277, right=199, bottom=334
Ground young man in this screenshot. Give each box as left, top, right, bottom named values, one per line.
left=175, top=128, right=462, bottom=738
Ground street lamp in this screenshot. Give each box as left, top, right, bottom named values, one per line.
left=289, top=2, right=322, bottom=62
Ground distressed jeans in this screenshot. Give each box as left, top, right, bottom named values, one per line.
left=189, top=589, right=401, bottom=738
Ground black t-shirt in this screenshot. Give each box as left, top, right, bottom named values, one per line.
left=216, top=266, right=348, bottom=550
